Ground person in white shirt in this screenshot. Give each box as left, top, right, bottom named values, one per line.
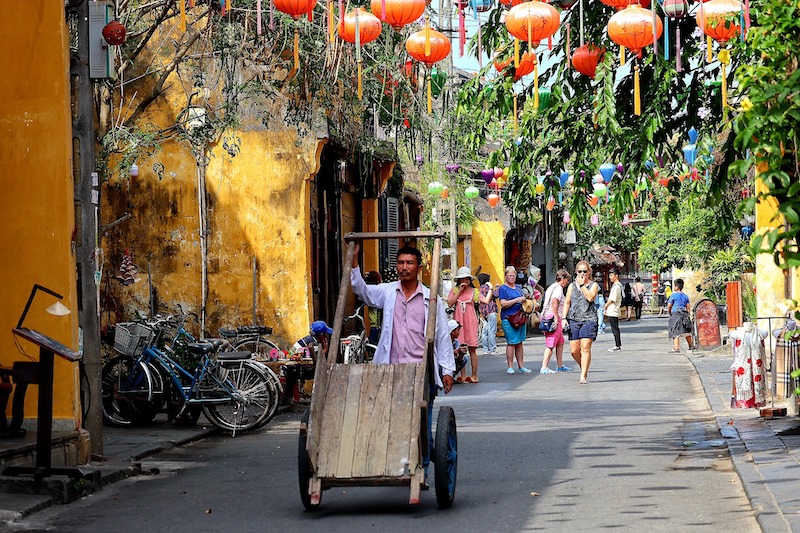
left=604, top=268, right=623, bottom=351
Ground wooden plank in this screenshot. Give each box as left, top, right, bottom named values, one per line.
left=384, top=364, right=416, bottom=477
left=408, top=362, right=426, bottom=474
left=315, top=365, right=350, bottom=478
left=353, top=364, right=394, bottom=477
left=335, top=364, right=365, bottom=478
left=344, top=230, right=446, bottom=241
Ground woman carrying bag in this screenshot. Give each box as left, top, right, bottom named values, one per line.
left=448, top=267, right=481, bottom=383
left=498, top=266, right=534, bottom=375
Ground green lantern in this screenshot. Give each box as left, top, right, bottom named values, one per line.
left=430, top=68, right=447, bottom=98
left=427, top=181, right=445, bottom=195
left=538, top=87, right=552, bottom=110
left=465, top=186, right=480, bottom=199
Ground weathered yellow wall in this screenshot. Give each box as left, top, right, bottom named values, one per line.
left=0, top=2, right=80, bottom=425
left=472, top=221, right=506, bottom=287
left=671, top=267, right=708, bottom=310
left=104, top=129, right=321, bottom=348
left=754, top=173, right=788, bottom=323
left=361, top=198, right=379, bottom=272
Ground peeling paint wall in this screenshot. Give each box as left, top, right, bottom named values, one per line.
left=0, top=2, right=80, bottom=426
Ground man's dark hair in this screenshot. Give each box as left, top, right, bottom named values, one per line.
left=635, top=276, right=641, bottom=282
left=608, top=268, right=619, bottom=275
left=477, top=273, right=490, bottom=285
left=396, top=247, right=422, bottom=265
left=674, top=279, right=684, bottom=290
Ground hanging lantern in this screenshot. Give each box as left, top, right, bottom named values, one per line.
left=563, top=211, right=571, bottom=224
left=658, top=176, right=671, bottom=187
left=340, top=8, right=382, bottom=100
left=622, top=213, right=630, bottom=226
left=514, top=52, right=537, bottom=80
left=406, top=25, right=452, bottom=113
left=683, top=144, right=698, bottom=166
left=499, top=0, right=526, bottom=7
left=490, top=178, right=500, bottom=190
left=505, top=1, right=559, bottom=110
left=473, top=0, right=495, bottom=12
left=371, top=0, right=426, bottom=29
left=503, top=167, right=510, bottom=178
left=600, top=0, right=651, bottom=10
left=488, top=193, right=501, bottom=207
left=538, top=87, right=552, bottom=110
left=559, top=171, right=569, bottom=187
left=663, top=0, right=688, bottom=71
left=494, top=53, right=513, bottom=73
left=102, top=21, right=127, bottom=46
left=428, top=181, right=445, bottom=195
left=698, top=0, right=741, bottom=45
left=546, top=196, right=556, bottom=211
left=607, top=5, right=663, bottom=116
left=481, top=169, right=495, bottom=184
left=430, top=67, right=448, bottom=98
left=588, top=195, right=600, bottom=207
left=274, top=0, right=319, bottom=70
left=493, top=167, right=504, bottom=179
left=571, top=44, right=605, bottom=78
left=592, top=182, right=607, bottom=197
left=599, top=163, right=615, bottom=184
left=591, top=213, right=600, bottom=226
left=465, top=186, right=480, bottom=199
left=339, top=8, right=382, bottom=43
left=440, top=186, right=450, bottom=199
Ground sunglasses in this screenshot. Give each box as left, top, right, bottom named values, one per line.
left=577, top=270, right=588, bottom=274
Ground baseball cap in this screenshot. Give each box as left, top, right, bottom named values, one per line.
left=311, top=320, right=334, bottom=335
left=448, top=319, right=461, bottom=333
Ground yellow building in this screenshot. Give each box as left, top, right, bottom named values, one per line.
left=0, top=3, right=82, bottom=433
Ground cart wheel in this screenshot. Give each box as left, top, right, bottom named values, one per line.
left=298, top=408, right=320, bottom=511
left=434, top=406, right=457, bottom=509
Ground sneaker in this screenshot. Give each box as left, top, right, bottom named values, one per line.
left=556, top=366, right=571, bottom=372
left=506, top=367, right=515, bottom=374
left=518, top=367, right=532, bottom=373
left=608, top=346, right=621, bottom=352
left=540, top=368, right=557, bottom=375
left=667, top=349, right=681, bottom=353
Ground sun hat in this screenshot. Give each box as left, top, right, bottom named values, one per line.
left=448, top=319, right=461, bottom=333
left=311, top=320, right=334, bottom=335
left=454, top=266, right=475, bottom=280
left=521, top=298, right=535, bottom=314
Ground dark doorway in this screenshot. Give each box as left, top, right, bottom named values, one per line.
left=310, top=148, right=343, bottom=324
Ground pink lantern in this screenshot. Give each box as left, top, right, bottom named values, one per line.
left=494, top=167, right=504, bottom=179
left=622, top=213, right=630, bottom=226
left=563, top=211, right=571, bottom=224
left=591, top=213, right=600, bottom=226
left=489, top=178, right=499, bottom=190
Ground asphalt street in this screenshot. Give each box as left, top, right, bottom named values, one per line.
left=9, top=317, right=760, bottom=532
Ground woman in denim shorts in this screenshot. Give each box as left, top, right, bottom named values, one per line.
left=562, top=260, right=599, bottom=384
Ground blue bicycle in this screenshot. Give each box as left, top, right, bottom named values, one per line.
left=102, top=317, right=278, bottom=432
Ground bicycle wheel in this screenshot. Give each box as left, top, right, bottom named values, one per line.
left=201, top=362, right=273, bottom=432
left=252, top=363, right=281, bottom=429
left=101, top=356, right=156, bottom=427
left=234, top=337, right=280, bottom=361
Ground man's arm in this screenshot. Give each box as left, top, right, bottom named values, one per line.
left=435, top=300, right=455, bottom=393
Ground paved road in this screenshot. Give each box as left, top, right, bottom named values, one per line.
left=13, top=317, right=759, bottom=532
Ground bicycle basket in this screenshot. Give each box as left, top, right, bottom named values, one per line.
left=113, top=322, right=154, bottom=356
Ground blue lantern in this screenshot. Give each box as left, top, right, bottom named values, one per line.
left=559, top=171, right=569, bottom=187
left=599, top=163, right=615, bottom=184
left=688, top=126, right=699, bottom=144
left=683, top=144, right=698, bottom=166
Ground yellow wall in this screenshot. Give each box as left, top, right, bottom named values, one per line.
left=0, top=3, right=80, bottom=425
left=754, top=173, right=788, bottom=324
left=471, top=221, right=506, bottom=287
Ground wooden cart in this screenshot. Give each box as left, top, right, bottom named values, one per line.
left=298, top=231, right=457, bottom=510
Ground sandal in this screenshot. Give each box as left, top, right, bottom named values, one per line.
left=579, top=378, right=588, bottom=384
left=455, top=376, right=464, bottom=383
left=465, top=376, right=479, bottom=383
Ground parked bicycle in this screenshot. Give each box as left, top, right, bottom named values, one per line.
left=218, top=324, right=280, bottom=361
left=339, top=304, right=377, bottom=364
left=102, top=316, right=278, bottom=433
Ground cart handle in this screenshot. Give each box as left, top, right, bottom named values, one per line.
left=344, top=231, right=446, bottom=241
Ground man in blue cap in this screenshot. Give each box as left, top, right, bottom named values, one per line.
left=292, top=320, right=333, bottom=363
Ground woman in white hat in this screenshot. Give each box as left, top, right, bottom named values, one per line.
left=447, top=266, right=480, bottom=383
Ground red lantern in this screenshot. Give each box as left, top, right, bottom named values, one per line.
left=494, top=53, right=512, bottom=73
left=607, top=5, right=662, bottom=57
left=102, top=21, right=126, bottom=46
left=600, top=0, right=650, bottom=9
left=273, top=0, right=318, bottom=19
left=505, top=1, right=560, bottom=46
left=499, top=0, right=526, bottom=7
left=571, top=44, right=605, bottom=78
left=608, top=4, right=662, bottom=115
left=370, top=0, right=426, bottom=30
left=339, top=8, right=382, bottom=44
left=697, top=0, right=741, bottom=44
left=405, top=28, right=451, bottom=68
left=514, top=52, right=536, bottom=80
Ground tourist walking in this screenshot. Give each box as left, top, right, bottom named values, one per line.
left=447, top=266, right=480, bottom=383
left=632, top=276, right=646, bottom=319
left=656, top=281, right=667, bottom=316
left=594, top=272, right=606, bottom=334
left=604, top=268, right=623, bottom=351
left=477, top=273, right=498, bottom=356
left=539, top=269, right=572, bottom=374
left=498, top=265, right=533, bottom=374
left=623, top=281, right=635, bottom=320
left=562, top=260, right=600, bottom=384
left=667, top=278, right=695, bottom=353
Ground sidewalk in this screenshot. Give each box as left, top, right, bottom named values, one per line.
left=689, top=349, right=800, bottom=532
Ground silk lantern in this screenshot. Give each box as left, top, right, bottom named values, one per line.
left=697, top=0, right=741, bottom=108
left=406, top=24, right=452, bottom=113
left=505, top=1, right=559, bottom=110
left=572, top=44, right=605, bottom=78
left=274, top=0, right=319, bottom=70
left=488, top=193, right=500, bottom=208
left=481, top=169, right=495, bottom=184
left=340, top=8, right=382, bottom=100
left=465, top=186, right=480, bottom=199
left=663, top=0, right=688, bottom=71
left=607, top=4, right=663, bottom=116
left=102, top=21, right=127, bottom=45
left=370, top=0, right=425, bottom=29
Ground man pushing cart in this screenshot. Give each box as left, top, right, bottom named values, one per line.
left=298, top=231, right=458, bottom=510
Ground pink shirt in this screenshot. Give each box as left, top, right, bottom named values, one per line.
left=390, top=283, right=426, bottom=364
